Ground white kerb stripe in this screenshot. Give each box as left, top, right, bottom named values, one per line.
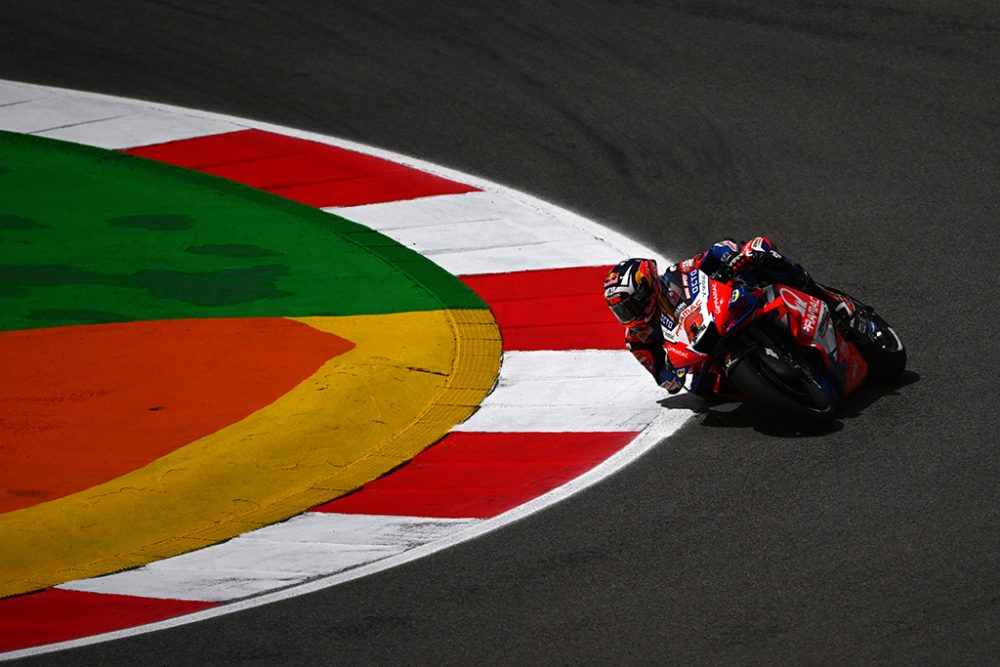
left=59, top=514, right=479, bottom=602
left=0, top=95, right=144, bottom=134
left=422, top=238, right=626, bottom=276
left=0, top=81, right=45, bottom=106
left=454, top=350, right=664, bottom=433
left=34, top=111, right=243, bottom=149
left=0, top=80, right=243, bottom=147
left=330, top=192, right=626, bottom=275
left=327, top=191, right=546, bottom=231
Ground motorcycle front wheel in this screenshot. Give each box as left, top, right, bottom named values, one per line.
left=728, top=346, right=834, bottom=427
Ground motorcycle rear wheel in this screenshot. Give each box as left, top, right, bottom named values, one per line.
left=820, top=284, right=907, bottom=383
left=860, top=312, right=907, bottom=383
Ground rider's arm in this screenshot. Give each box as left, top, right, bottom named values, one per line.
left=698, top=236, right=799, bottom=285
left=732, top=236, right=811, bottom=287
left=625, top=324, right=683, bottom=393
left=694, top=239, right=742, bottom=277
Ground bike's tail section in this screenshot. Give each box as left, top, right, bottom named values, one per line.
left=820, top=285, right=908, bottom=385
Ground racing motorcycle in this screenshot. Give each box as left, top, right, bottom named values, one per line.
left=668, top=269, right=906, bottom=426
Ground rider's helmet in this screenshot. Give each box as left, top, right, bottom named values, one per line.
left=604, top=258, right=661, bottom=326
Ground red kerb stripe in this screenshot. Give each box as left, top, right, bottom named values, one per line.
left=312, top=431, right=638, bottom=519
left=460, top=266, right=622, bottom=351
left=124, top=129, right=479, bottom=207
left=0, top=588, right=216, bottom=652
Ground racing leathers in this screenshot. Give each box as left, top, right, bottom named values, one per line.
left=624, top=236, right=854, bottom=397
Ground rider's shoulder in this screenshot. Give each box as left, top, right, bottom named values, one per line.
left=667, top=257, right=702, bottom=275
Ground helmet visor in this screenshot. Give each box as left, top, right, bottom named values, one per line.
left=608, top=297, right=647, bottom=325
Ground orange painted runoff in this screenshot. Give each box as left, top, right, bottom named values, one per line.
left=0, top=318, right=353, bottom=514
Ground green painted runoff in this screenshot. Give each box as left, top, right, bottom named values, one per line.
left=0, top=131, right=484, bottom=332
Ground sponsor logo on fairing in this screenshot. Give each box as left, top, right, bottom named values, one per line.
left=669, top=345, right=701, bottom=366
left=802, top=298, right=822, bottom=335
left=711, top=283, right=724, bottom=314
left=689, top=272, right=701, bottom=300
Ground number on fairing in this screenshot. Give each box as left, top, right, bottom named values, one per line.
left=680, top=309, right=704, bottom=339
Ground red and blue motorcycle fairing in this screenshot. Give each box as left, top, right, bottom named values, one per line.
left=663, top=270, right=904, bottom=423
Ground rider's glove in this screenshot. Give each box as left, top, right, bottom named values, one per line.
left=723, top=250, right=754, bottom=276
left=656, top=363, right=684, bottom=394
left=726, top=248, right=782, bottom=277
left=757, top=249, right=787, bottom=270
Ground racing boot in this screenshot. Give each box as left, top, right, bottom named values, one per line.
left=815, top=286, right=878, bottom=348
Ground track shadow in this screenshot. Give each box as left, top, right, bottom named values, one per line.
left=658, top=370, right=920, bottom=437
left=837, top=369, right=921, bottom=418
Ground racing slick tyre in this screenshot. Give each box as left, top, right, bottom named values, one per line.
left=727, top=347, right=834, bottom=428
left=859, top=312, right=907, bottom=383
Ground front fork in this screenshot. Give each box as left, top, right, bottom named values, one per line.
left=721, top=319, right=839, bottom=398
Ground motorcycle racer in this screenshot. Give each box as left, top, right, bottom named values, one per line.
left=603, top=237, right=869, bottom=397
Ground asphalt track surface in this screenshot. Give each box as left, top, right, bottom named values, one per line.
left=3, top=1, right=999, bottom=664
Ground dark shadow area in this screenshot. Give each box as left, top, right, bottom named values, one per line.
left=708, top=402, right=844, bottom=437
left=659, top=389, right=838, bottom=436
left=185, top=243, right=281, bottom=258
left=837, top=369, right=921, bottom=419
left=0, top=262, right=291, bottom=313
left=108, top=213, right=193, bottom=231
left=661, top=370, right=920, bottom=437
left=0, top=213, right=44, bottom=229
